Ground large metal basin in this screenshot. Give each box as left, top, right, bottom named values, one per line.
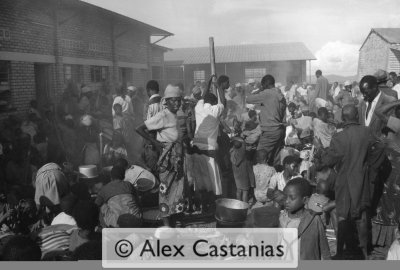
left=215, top=198, right=249, bottom=223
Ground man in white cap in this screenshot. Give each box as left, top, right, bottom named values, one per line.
left=334, top=80, right=355, bottom=108
left=374, top=69, right=398, bottom=99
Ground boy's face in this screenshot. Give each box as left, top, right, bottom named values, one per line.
left=285, top=162, right=299, bottom=177
left=284, top=185, right=306, bottom=214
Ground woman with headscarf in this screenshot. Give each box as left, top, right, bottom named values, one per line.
left=370, top=100, right=400, bottom=259
left=34, top=163, right=70, bottom=209
left=136, top=85, right=187, bottom=227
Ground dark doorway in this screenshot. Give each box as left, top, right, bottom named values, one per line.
left=34, top=63, right=53, bottom=110
left=119, top=67, right=133, bottom=87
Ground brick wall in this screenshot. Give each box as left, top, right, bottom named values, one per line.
left=0, top=0, right=55, bottom=55
left=358, top=32, right=390, bottom=80
left=9, top=61, right=36, bottom=117
left=0, top=0, right=164, bottom=120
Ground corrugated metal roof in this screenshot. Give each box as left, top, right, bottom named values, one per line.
left=164, top=42, right=316, bottom=64
left=373, top=28, right=400, bottom=44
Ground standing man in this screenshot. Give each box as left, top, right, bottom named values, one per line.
left=190, top=75, right=228, bottom=211
left=318, top=104, right=384, bottom=259
left=144, top=80, right=163, bottom=121
left=246, top=74, right=286, bottom=166
left=374, top=69, right=398, bottom=99
left=315, top=70, right=329, bottom=102
left=359, top=75, right=396, bottom=137
left=335, top=81, right=355, bottom=108
left=141, top=80, right=163, bottom=172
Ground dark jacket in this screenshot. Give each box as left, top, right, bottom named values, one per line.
left=378, top=85, right=398, bottom=99
left=298, top=210, right=331, bottom=260
left=320, top=122, right=385, bottom=219
left=358, top=92, right=396, bottom=137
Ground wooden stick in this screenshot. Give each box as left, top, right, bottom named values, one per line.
left=209, top=37, right=217, bottom=95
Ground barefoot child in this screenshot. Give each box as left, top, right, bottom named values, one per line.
left=230, top=137, right=254, bottom=202
left=280, top=178, right=331, bottom=260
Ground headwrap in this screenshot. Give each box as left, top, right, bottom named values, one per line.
left=164, top=85, right=181, bottom=99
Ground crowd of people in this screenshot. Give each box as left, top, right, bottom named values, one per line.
left=1, top=67, right=400, bottom=261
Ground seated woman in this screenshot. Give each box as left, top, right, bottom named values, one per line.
left=95, top=166, right=142, bottom=228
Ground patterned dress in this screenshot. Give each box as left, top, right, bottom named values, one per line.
left=144, top=109, right=188, bottom=217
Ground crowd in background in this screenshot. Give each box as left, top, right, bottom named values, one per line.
left=1, top=67, right=400, bottom=261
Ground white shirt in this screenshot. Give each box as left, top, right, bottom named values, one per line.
left=365, top=91, right=382, bottom=126
left=112, top=96, right=133, bottom=117
left=193, top=99, right=224, bottom=150
left=146, top=94, right=163, bottom=120
left=51, top=212, right=77, bottom=226
left=297, top=86, right=308, bottom=96
left=333, top=86, right=341, bottom=98
left=393, top=84, right=400, bottom=100
left=387, top=238, right=400, bottom=260
left=268, top=172, right=300, bottom=192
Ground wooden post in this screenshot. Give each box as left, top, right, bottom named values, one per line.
left=209, top=37, right=217, bottom=95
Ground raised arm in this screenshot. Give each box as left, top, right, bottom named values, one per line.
left=203, top=75, right=217, bottom=99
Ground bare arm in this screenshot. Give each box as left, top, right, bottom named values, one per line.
left=203, top=75, right=217, bottom=99
left=136, top=123, right=163, bottom=152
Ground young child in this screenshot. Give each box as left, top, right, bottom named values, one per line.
left=252, top=150, right=276, bottom=208
left=113, top=103, right=124, bottom=130
left=280, top=178, right=331, bottom=260
left=312, top=107, right=336, bottom=148
left=242, top=110, right=261, bottom=164
left=103, top=131, right=128, bottom=166
left=230, top=137, right=254, bottom=203
left=95, top=166, right=142, bottom=228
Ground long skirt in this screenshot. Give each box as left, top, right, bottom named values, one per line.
left=187, top=153, right=222, bottom=196
left=158, top=142, right=187, bottom=218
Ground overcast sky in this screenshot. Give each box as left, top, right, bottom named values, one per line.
left=84, top=0, right=400, bottom=76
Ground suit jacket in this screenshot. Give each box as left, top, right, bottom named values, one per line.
left=379, top=85, right=398, bottom=100
left=321, top=123, right=385, bottom=219
left=358, top=92, right=396, bottom=137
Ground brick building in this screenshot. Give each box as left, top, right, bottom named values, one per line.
left=164, top=43, right=315, bottom=93
left=0, top=0, right=172, bottom=119
left=358, top=28, right=400, bottom=80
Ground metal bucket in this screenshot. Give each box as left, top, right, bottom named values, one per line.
left=215, top=198, right=249, bottom=223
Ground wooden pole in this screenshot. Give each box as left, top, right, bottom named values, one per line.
left=209, top=37, right=217, bottom=95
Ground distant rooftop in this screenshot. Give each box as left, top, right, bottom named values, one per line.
left=164, top=42, right=316, bottom=65
left=372, top=28, right=400, bottom=44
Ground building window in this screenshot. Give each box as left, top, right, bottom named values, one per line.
left=64, top=64, right=82, bottom=83
left=193, top=70, right=205, bottom=83
left=245, top=68, right=266, bottom=82
left=0, top=61, right=11, bottom=111
left=90, top=66, right=108, bottom=83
